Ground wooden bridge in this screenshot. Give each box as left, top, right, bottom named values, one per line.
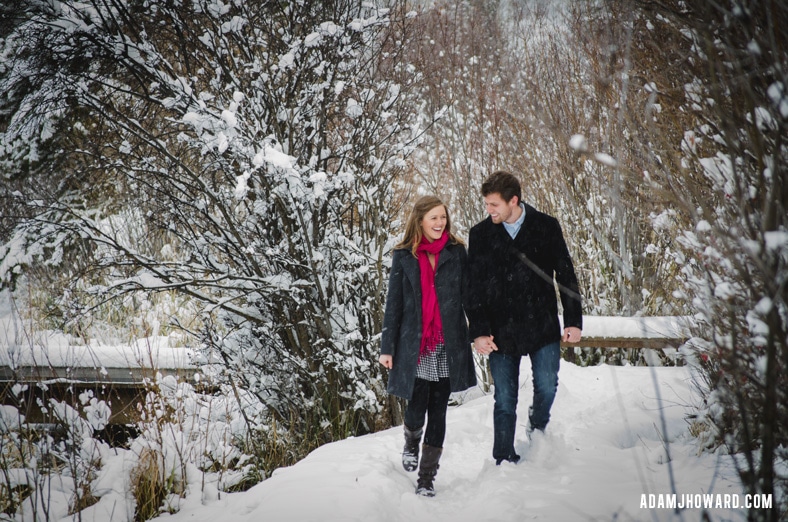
left=1, top=316, right=692, bottom=426
left=0, top=331, right=209, bottom=426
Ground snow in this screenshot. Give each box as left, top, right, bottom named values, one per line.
left=73, top=359, right=745, bottom=522
left=594, top=152, right=618, bottom=167
left=0, top=310, right=692, bottom=372
left=565, top=315, right=692, bottom=340
left=568, top=133, right=587, bottom=152
left=0, top=290, right=196, bottom=372
left=279, top=51, right=295, bottom=69
left=304, top=32, right=322, bottom=47
left=764, top=230, right=788, bottom=252
left=0, top=292, right=746, bottom=522
left=696, top=220, right=712, bottom=232
left=220, top=109, right=237, bottom=128
left=234, top=171, right=252, bottom=199
left=0, top=333, right=195, bottom=373
left=1, top=291, right=740, bottom=521
left=252, top=144, right=296, bottom=170
left=318, top=21, right=340, bottom=36
left=0, top=292, right=750, bottom=521
left=346, top=98, right=364, bottom=118
left=767, top=81, right=788, bottom=118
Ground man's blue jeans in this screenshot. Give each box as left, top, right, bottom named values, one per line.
left=489, top=342, right=560, bottom=461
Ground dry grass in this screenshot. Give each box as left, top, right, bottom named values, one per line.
left=130, top=448, right=169, bottom=522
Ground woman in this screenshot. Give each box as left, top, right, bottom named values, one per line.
left=379, top=195, right=477, bottom=497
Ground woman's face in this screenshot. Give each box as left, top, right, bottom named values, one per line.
left=420, top=205, right=447, bottom=243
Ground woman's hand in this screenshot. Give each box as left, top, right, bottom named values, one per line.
left=473, top=335, right=498, bottom=355
left=379, top=354, right=393, bottom=369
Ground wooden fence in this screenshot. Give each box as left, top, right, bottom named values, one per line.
left=1, top=316, right=693, bottom=425
left=0, top=365, right=209, bottom=425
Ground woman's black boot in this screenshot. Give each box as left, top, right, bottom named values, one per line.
left=415, top=444, right=442, bottom=496
left=402, top=425, right=422, bottom=472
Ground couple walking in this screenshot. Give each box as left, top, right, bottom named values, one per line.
left=379, top=171, right=583, bottom=496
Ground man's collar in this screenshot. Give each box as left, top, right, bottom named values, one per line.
left=507, top=202, right=526, bottom=226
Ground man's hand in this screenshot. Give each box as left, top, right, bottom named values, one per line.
left=379, top=354, right=393, bottom=369
left=473, top=335, right=499, bottom=355
left=562, top=327, right=582, bottom=343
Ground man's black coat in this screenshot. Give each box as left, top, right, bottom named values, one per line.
left=466, top=203, right=583, bottom=356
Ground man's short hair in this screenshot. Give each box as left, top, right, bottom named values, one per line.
left=481, top=171, right=522, bottom=204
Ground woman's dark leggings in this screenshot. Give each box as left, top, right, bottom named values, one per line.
left=403, top=377, right=451, bottom=448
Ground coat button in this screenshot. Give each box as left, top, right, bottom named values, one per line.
left=507, top=274, right=513, bottom=281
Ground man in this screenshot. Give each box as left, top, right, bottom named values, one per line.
left=466, top=171, right=583, bottom=465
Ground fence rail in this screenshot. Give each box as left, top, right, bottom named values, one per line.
left=560, top=336, right=687, bottom=364
left=561, top=337, right=687, bottom=350
left=0, top=365, right=211, bottom=425
left=1, top=316, right=693, bottom=424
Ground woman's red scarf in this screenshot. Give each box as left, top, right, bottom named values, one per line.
left=417, top=231, right=449, bottom=359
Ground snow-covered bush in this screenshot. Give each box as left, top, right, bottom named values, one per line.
left=47, top=395, right=108, bottom=515
left=0, top=391, right=109, bottom=520
left=129, top=373, right=260, bottom=520
left=609, top=2, right=787, bottom=519
left=0, top=0, right=427, bottom=470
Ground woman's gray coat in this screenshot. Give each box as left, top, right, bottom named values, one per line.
left=380, top=242, right=477, bottom=400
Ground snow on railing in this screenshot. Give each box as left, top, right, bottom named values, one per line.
left=1, top=314, right=693, bottom=423
left=559, top=316, right=693, bottom=364
left=561, top=315, right=692, bottom=347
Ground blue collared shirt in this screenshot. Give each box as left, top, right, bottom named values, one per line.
left=503, top=203, right=526, bottom=239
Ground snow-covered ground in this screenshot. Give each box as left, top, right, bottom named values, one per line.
left=73, top=360, right=745, bottom=522
left=1, top=290, right=751, bottom=521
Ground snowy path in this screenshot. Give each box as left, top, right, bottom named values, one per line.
left=96, top=360, right=744, bottom=522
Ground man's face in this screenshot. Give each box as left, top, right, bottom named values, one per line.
left=483, top=193, right=519, bottom=224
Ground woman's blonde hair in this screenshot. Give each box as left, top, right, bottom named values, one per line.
left=395, top=195, right=464, bottom=257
